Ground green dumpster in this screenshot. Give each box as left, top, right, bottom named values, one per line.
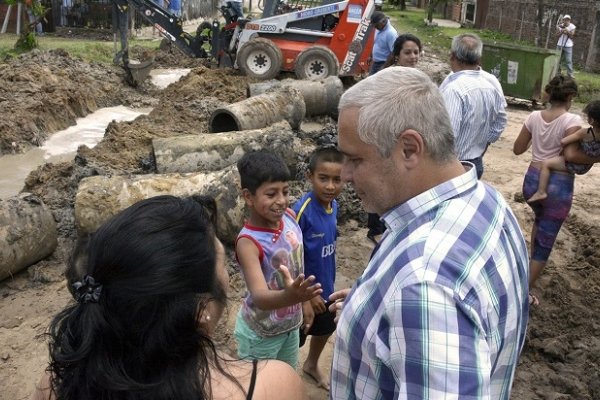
left=481, top=42, right=560, bottom=102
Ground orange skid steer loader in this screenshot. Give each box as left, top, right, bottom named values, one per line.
left=229, top=0, right=377, bottom=80
left=115, top=0, right=376, bottom=83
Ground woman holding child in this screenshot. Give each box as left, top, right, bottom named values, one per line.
left=513, top=76, right=600, bottom=306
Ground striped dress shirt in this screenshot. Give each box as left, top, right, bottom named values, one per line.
left=440, top=70, right=508, bottom=161
left=330, top=165, right=529, bottom=400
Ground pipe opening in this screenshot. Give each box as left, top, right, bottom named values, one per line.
left=210, top=111, right=240, bottom=133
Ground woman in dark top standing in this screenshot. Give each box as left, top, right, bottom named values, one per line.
left=31, top=195, right=307, bottom=400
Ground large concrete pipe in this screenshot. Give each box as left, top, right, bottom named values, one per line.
left=0, top=194, right=57, bottom=282
left=153, top=121, right=300, bottom=174
left=247, top=76, right=344, bottom=118
left=209, top=86, right=305, bottom=133
left=74, top=166, right=245, bottom=244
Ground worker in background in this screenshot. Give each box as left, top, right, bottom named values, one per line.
left=368, top=11, right=397, bottom=75
left=556, top=14, right=575, bottom=77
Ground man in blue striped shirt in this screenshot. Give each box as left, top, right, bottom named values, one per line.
left=330, top=67, right=529, bottom=400
left=439, top=33, right=507, bottom=179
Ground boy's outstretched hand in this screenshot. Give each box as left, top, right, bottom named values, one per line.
left=278, top=264, right=322, bottom=303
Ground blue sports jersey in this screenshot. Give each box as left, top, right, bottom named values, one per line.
left=292, top=192, right=337, bottom=298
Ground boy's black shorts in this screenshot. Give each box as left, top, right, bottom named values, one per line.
left=299, top=302, right=337, bottom=347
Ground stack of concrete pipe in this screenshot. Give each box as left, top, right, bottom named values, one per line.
left=78, top=122, right=310, bottom=243
left=246, top=76, right=343, bottom=118
left=75, top=78, right=342, bottom=244
left=209, top=76, right=344, bottom=133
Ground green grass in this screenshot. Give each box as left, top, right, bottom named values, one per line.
left=573, top=71, right=600, bottom=104
left=0, top=34, right=159, bottom=63
left=384, top=6, right=533, bottom=60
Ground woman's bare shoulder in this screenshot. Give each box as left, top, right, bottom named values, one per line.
left=252, top=360, right=308, bottom=400
left=212, top=358, right=306, bottom=400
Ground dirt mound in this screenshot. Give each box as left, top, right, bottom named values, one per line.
left=0, top=48, right=150, bottom=154
left=77, top=66, right=251, bottom=175
left=50, top=27, right=115, bottom=41
left=143, top=43, right=213, bottom=69
left=511, top=213, right=600, bottom=399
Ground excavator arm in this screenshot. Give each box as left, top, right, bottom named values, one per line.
left=117, top=0, right=210, bottom=58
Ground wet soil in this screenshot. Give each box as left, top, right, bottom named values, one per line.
left=1, top=38, right=599, bottom=400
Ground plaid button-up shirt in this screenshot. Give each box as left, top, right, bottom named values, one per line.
left=330, top=165, right=529, bottom=400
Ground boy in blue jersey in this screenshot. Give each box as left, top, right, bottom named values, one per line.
left=293, top=147, right=344, bottom=390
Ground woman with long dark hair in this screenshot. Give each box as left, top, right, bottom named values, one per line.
left=32, top=195, right=307, bottom=400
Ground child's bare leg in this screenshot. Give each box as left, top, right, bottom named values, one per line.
left=528, top=156, right=568, bottom=203
left=303, top=334, right=331, bottom=390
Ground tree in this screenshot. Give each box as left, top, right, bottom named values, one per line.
left=5, top=0, right=46, bottom=51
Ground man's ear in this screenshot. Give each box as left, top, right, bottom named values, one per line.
left=397, top=130, right=424, bottom=165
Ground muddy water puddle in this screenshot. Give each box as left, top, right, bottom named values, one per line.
left=0, top=106, right=150, bottom=199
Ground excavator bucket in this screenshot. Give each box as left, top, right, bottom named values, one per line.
left=124, top=53, right=156, bottom=87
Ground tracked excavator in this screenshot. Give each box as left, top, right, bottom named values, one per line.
left=113, top=0, right=377, bottom=85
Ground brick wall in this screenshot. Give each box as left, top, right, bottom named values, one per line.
left=484, top=0, right=599, bottom=72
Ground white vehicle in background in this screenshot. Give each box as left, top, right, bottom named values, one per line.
left=374, top=0, right=383, bottom=10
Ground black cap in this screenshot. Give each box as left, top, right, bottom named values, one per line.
left=371, top=11, right=386, bottom=25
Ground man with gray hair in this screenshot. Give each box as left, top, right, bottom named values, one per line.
left=439, top=33, right=507, bottom=179
left=329, top=66, right=529, bottom=399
